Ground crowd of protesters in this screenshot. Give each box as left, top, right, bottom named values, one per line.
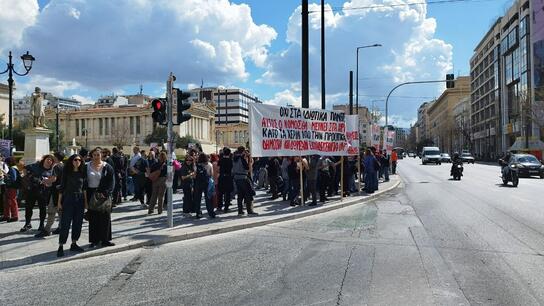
left=0, top=144, right=397, bottom=258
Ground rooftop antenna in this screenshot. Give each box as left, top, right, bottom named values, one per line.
left=139, top=84, right=143, bottom=95
left=201, top=78, right=204, bottom=89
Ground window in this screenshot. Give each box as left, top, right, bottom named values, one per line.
left=130, top=117, right=134, bottom=134
left=82, top=119, right=86, bottom=130
left=111, top=118, right=115, bottom=130
left=76, top=119, right=80, bottom=136
left=99, top=118, right=103, bottom=135
left=520, top=16, right=528, bottom=37
left=507, top=27, right=518, bottom=50
left=105, top=117, right=109, bottom=135
left=520, top=36, right=528, bottom=72
left=505, top=53, right=513, bottom=84
left=501, top=37, right=508, bottom=55
left=513, top=47, right=520, bottom=81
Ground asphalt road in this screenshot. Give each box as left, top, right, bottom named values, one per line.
left=2, top=159, right=544, bottom=305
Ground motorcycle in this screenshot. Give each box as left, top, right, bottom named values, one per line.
left=451, top=162, right=463, bottom=180
left=500, top=160, right=519, bottom=187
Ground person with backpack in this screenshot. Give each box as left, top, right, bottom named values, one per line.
left=217, top=148, right=234, bottom=212
left=2, top=157, right=21, bottom=222
left=193, top=153, right=215, bottom=219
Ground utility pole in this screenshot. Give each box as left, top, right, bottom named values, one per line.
left=166, top=73, right=175, bottom=228
left=56, top=99, right=60, bottom=152
left=302, top=0, right=309, bottom=108
left=349, top=71, right=353, bottom=115
left=321, top=0, right=326, bottom=110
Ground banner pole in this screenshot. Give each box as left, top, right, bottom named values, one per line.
left=299, top=155, right=304, bottom=205
left=357, top=152, right=361, bottom=193
left=340, top=156, right=344, bottom=201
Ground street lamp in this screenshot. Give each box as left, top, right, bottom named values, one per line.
left=0, top=51, right=35, bottom=141
left=356, top=44, right=381, bottom=114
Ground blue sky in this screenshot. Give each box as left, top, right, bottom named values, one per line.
left=3, top=0, right=513, bottom=127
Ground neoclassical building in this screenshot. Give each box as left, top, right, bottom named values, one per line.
left=45, top=100, right=216, bottom=153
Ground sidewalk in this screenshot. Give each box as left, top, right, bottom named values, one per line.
left=0, top=176, right=400, bottom=270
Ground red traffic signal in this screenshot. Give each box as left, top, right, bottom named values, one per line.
left=151, top=98, right=167, bottom=124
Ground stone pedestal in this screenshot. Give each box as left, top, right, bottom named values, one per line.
left=23, top=128, right=51, bottom=165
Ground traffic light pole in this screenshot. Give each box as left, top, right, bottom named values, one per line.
left=166, top=73, right=175, bottom=228
left=384, top=79, right=449, bottom=127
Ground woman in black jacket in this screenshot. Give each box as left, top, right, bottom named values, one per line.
left=56, top=154, right=87, bottom=257
left=86, top=147, right=115, bottom=247
left=21, top=154, right=55, bottom=233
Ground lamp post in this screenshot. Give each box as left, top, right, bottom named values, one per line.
left=0, top=51, right=35, bottom=141
left=356, top=44, right=381, bottom=114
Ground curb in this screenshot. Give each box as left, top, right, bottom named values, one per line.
left=2, top=180, right=401, bottom=270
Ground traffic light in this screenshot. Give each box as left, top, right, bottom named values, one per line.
left=151, top=98, right=167, bottom=125
left=175, top=89, right=192, bottom=125
left=446, top=73, right=455, bottom=88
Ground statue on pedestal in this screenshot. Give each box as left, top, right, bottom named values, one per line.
left=30, top=87, right=47, bottom=128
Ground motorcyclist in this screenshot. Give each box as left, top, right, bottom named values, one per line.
left=450, top=152, right=462, bottom=176
left=499, top=151, right=512, bottom=177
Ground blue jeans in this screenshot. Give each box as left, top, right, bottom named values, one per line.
left=59, top=193, right=85, bottom=245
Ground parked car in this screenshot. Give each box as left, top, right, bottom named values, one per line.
left=460, top=152, right=475, bottom=164
left=440, top=153, right=452, bottom=163
left=511, top=154, right=544, bottom=178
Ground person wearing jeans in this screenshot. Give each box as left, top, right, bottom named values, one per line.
left=56, top=154, right=87, bottom=257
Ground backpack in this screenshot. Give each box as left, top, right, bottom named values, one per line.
left=5, top=167, right=22, bottom=189
left=195, top=164, right=209, bottom=189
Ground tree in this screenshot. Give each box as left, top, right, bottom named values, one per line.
left=110, top=120, right=132, bottom=148
left=144, top=127, right=201, bottom=150
left=176, top=135, right=201, bottom=150
left=46, top=119, right=67, bottom=151
left=416, top=138, right=434, bottom=154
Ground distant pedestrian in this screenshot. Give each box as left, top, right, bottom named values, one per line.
left=391, top=149, right=398, bottom=174
left=180, top=155, right=196, bottom=214
left=56, top=154, right=87, bottom=257
left=232, top=147, right=257, bottom=215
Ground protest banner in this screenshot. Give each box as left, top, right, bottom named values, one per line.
left=344, top=115, right=360, bottom=156
left=249, top=103, right=350, bottom=157
left=385, top=127, right=395, bottom=154
left=370, top=124, right=381, bottom=151
left=0, top=140, right=12, bottom=158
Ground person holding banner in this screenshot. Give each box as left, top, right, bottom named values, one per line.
left=307, top=155, right=320, bottom=206
left=318, top=156, right=332, bottom=203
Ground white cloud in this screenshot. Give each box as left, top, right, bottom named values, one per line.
left=0, top=0, right=39, bottom=54
left=1, top=0, right=277, bottom=89
left=70, top=94, right=94, bottom=105
left=14, top=74, right=81, bottom=98
left=262, top=0, right=453, bottom=123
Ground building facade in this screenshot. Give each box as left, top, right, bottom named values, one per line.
left=45, top=101, right=216, bottom=153
left=0, top=83, right=9, bottom=125
left=470, top=17, right=501, bottom=159
left=416, top=101, right=433, bottom=143
left=186, top=87, right=262, bottom=149
left=471, top=0, right=544, bottom=158
left=452, top=96, right=472, bottom=153
left=427, top=76, right=471, bottom=154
